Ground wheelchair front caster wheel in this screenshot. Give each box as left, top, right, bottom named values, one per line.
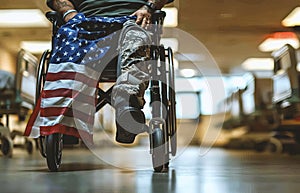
left=151, top=128, right=168, bottom=172
left=46, top=133, right=63, bottom=172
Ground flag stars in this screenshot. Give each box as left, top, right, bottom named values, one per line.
left=50, top=16, right=127, bottom=65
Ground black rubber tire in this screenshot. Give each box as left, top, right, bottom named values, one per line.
left=46, top=133, right=63, bottom=172
left=25, top=140, right=34, bottom=154
left=167, top=47, right=177, bottom=156
left=152, top=128, right=167, bottom=172
left=38, top=136, right=47, bottom=158
left=1, top=136, right=12, bottom=157
left=36, top=50, right=50, bottom=103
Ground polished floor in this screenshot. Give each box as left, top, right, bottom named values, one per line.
left=1, top=145, right=300, bottom=193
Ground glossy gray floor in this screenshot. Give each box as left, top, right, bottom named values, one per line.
left=1, top=145, right=300, bottom=193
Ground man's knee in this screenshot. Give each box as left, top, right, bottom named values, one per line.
left=118, top=21, right=152, bottom=69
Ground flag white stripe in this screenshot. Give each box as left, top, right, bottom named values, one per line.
left=41, top=97, right=96, bottom=114
left=43, top=79, right=97, bottom=96
left=29, top=112, right=41, bottom=138
left=48, top=62, right=100, bottom=81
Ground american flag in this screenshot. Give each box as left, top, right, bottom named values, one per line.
left=24, top=13, right=134, bottom=142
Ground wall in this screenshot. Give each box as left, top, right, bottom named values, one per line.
left=0, top=46, right=16, bottom=73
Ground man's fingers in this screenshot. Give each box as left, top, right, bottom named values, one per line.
left=136, top=16, right=142, bottom=25
left=131, top=9, right=152, bottom=28
left=141, top=17, right=148, bottom=28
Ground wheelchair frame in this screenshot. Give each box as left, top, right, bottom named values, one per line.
left=36, top=10, right=177, bottom=172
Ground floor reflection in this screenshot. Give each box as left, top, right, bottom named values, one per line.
left=1, top=147, right=300, bottom=193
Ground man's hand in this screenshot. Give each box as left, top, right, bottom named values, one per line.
left=131, top=6, right=152, bottom=28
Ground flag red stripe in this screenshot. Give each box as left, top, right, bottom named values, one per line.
left=24, top=96, right=42, bottom=136
left=40, top=124, right=93, bottom=143
left=40, top=107, right=94, bottom=125
left=46, top=71, right=98, bottom=87
left=42, top=88, right=96, bottom=104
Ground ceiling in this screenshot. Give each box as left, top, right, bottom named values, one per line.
left=177, top=0, right=300, bottom=74
left=0, top=0, right=300, bottom=74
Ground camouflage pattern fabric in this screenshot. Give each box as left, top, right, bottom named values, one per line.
left=112, top=20, right=152, bottom=109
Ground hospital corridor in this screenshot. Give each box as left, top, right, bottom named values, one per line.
left=1, top=0, right=300, bottom=193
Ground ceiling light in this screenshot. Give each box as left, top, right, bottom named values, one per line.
left=0, top=9, right=50, bottom=27
left=241, top=58, right=274, bottom=71
left=180, top=68, right=197, bottom=78
left=162, top=7, right=178, bottom=27
left=282, top=7, right=300, bottom=27
left=258, top=32, right=299, bottom=52
left=21, top=41, right=51, bottom=54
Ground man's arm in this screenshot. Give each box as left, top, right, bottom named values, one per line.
left=48, top=0, right=78, bottom=22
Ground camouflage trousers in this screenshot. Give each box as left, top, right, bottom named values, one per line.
left=112, top=20, right=152, bottom=109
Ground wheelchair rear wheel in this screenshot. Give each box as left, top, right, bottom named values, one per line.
left=46, top=133, right=63, bottom=172
left=36, top=50, right=51, bottom=158
left=38, top=136, right=47, bottom=158
left=166, top=47, right=177, bottom=156
left=36, top=50, right=50, bottom=103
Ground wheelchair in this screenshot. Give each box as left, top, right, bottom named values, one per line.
left=36, top=10, right=177, bottom=172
